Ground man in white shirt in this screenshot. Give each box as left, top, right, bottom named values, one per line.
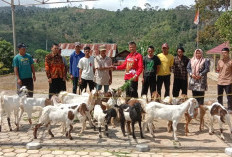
left=78, top=46, right=95, bottom=92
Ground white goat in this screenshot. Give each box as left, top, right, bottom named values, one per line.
left=33, top=104, right=80, bottom=140
left=18, top=96, right=52, bottom=125
left=205, top=102, right=232, bottom=140
left=0, top=86, right=28, bottom=131
left=143, top=98, right=198, bottom=141
left=93, top=104, right=117, bottom=138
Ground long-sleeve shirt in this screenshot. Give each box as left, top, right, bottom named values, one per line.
left=172, top=55, right=189, bottom=80
left=69, top=51, right=85, bottom=77
left=116, top=52, right=143, bottom=81
left=45, top=53, right=66, bottom=79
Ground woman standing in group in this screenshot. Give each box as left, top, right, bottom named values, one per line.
left=187, top=49, right=210, bottom=131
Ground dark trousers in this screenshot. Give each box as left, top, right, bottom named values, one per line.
left=17, top=78, right=34, bottom=97
left=141, top=75, right=156, bottom=97
left=217, top=84, right=232, bottom=110
left=80, top=78, right=95, bottom=92
left=192, top=91, right=205, bottom=105
left=126, top=80, right=138, bottom=98
left=157, top=75, right=171, bottom=97
left=72, top=77, right=79, bottom=94
left=49, top=78, right=66, bottom=99
left=172, top=78, right=188, bottom=97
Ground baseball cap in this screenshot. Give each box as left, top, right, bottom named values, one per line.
left=99, top=45, right=106, bottom=51
left=17, top=43, right=27, bottom=49
left=74, top=42, right=81, bottom=47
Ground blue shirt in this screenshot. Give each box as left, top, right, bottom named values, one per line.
left=13, top=53, right=34, bottom=79
left=69, top=51, right=85, bottom=77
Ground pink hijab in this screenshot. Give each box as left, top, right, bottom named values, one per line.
left=190, top=49, right=205, bottom=75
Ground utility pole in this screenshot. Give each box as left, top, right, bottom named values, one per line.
left=11, top=0, right=16, bottom=55
left=231, top=0, right=232, bottom=10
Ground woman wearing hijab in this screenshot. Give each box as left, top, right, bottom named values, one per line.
left=187, top=49, right=210, bottom=131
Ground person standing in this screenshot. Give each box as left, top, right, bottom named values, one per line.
left=172, top=46, right=189, bottom=97
left=157, top=43, right=174, bottom=98
left=78, top=46, right=95, bottom=92
left=141, top=46, right=161, bottom=97
left=187, top=49, right=210, bottom=131
left=59, top=47, right=68, bottom=91
left=45, top=43, right=66, bottom=99
left=69, top=42, right=85, bottom=93
left=112, top=41, right=143, bottom=98
left=94, top=45, right=112, bottom=93
left=216, top=47, right=232, bottom=112
left=13, top=43, right=36, bottom=97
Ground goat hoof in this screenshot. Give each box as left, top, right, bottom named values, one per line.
left=209, top=132, right=214, bottom=135
left=10, top=129, right=12, bottom=131
left=69, top=137, right=73, bottom=140
left=141, top=136, right=144, bottom=139
left=34, top=137, right=37, bottom=139
left=66, top=132, right=68, bottom=137
left=99, top=135, right=102, bottom=138
left=123, top=134, right=126, bottom=137
left=106, top=133, right=109, bottom=137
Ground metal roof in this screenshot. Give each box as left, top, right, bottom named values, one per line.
left=206, top=42, right=230, bottom=54
left=59, top=43, right=117, bottom=57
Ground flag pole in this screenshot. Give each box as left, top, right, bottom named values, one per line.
left=197, top=24, right=199, bottom=49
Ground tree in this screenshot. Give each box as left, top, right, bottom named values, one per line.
left=33, top=49, right=49, bottom=71
left=0, top=40, right=14, bottom=75
left=215, top=11, right=232, bottom=44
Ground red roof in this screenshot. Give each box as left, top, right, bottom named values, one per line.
left=206, top=42, right=230, bottom=54
left=59, top=43, right=117, bottom=57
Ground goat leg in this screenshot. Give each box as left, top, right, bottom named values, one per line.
left=127, top=122, right=132, bottom=135
left=33, top=123, right=42, bottom=139
left=111, top=117, right=116, bottom=128
left=68, top=125, right=73, bottom=140
left=98, top=126, right=102, bottom=138
left=199, top=106, right=206, bottom=131
left=121, top=121, right=126, bottom=137
left=138, top=120, right=144, bottom=139
left=185, top=113, right=192, bottom=136
left=47, top=123, right=54, bottom=138
left=132, top=121, right=136, bottom=139
left=105, top=124, right=109, bottom=137
left=220, top=128, right=225, bottom=140
left=7, top=117, right=12, bottom=131
left=167, top=121, right=173, bottom=133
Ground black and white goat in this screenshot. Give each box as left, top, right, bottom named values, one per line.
left=115, top=103, right=144, bottom=139
left=0, top=86, right=28, bottom=131
left=93, top=105, right=117, bottom=138
left=205, top=102, right=232, bottom=140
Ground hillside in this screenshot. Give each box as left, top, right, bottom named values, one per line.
left=0, top=5, right=222, bottom=55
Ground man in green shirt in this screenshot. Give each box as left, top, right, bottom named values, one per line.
left=13, top=43, right=36, bottom=97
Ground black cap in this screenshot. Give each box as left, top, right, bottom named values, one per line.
left=17, top=43, right=27, bottom=49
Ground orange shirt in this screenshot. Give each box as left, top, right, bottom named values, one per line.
left=45, top=53, right=66, bottom=79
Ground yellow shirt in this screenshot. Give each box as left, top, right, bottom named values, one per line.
left=157, top=53, right=174, bottom=76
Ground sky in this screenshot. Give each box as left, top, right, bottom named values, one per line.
left=0, top=0, right=195, bottom=11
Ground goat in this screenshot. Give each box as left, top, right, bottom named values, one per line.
left=51, top=95, right=92, bottom=134
left=18, top=96, right=52, bottom=125
left=0, top=86, right=28, bottom=131
left=143, top=98, right=198, bottom=141
left=115, top=103, right=144, bottom=139
left=93, top=105, right=117, bottom=138
left=33, top=103, right=81, bottom=140
left=205, top=102, right=232, bottom=140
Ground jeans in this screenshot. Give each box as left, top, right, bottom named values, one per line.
left=172, top=78, right=188, bottom=97
left=96, top=84, right=109, bottom=93
left=125, top=80, right=138, bottom=98
left=72, top=77, right=79, bottom=94
left=141, top=75, right=156, bottom=97
left=217, top=84, right=232, bottom=110
left=49, top=78, right=66, bottom=99
left=80, top=78, right=95, bottom=92
left=157, top=75, right=171, bottom=97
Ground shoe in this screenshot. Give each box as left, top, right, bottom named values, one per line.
left=228, top=110, right=232, bottom=114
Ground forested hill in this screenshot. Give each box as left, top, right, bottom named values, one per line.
left=0, top=5, right=220, bottom=56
